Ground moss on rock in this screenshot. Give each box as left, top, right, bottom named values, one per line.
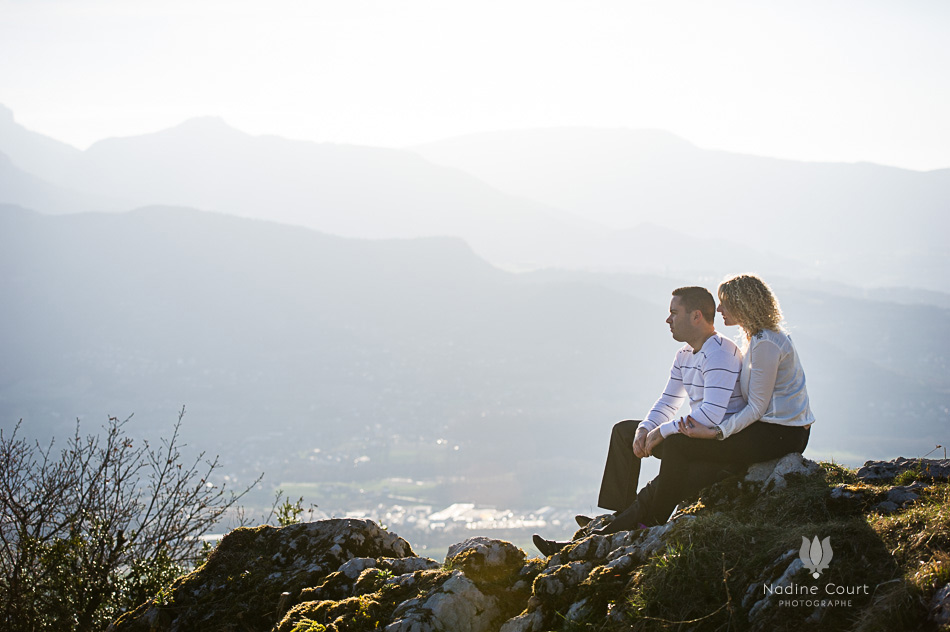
left=277, top=569, right=452, bottom=632
left=445, top=537, right=526, bottom=585
left=108, top=519, right=415, bottom=632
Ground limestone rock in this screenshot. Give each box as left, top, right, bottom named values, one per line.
left=745, top=548, right=809, bottom=628
left=499, top=609, right=546, bottom=632
left=501, top=519, right=689, bottom=631
left=301, top=553, right=444, bottom=604
left=108, top=519, right=416, bottom=632
left=338, top=556, right=377, bottom=579
left=273, top=535, right=525, bottom=632
left=445, top=536, right=526, bottom=584
left=631, top=519, right=683, bottom=558
left=886, top=485, right=920, bottom=505
left=279, top=567, right=452, bottom=632
left=386, top=571, right=502, bottom=632
left=564, top=597, right=592, bottom=622
left=532, top=560, right=595, bottom=597
left=744, top=452, right=819, bottom=491
left=866, top=483, right=923, bottom=514
left=856, top=457, right=950, bottom=482
left=380, top=556, right=443, bottom=574
left=931, top=582, right=950, bottom=626
left=345, top=556, right=443, bottom=599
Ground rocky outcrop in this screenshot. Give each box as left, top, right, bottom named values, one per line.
left=828, top=479, right=927, bottom=515
left=856, top=457, right=950, bottom=482
left=108, top=519, right=418, bottom=632
left=108, top=455, right=948, bottom=632
left=744, top=452, right=820, bottom=490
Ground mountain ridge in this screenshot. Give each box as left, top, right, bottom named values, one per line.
left=5, top=104, right=949, bottom=290
left=0, top=105, right=608, bottom=272
left=413, top=127, right=950, bottom=292
left=416, top=125, right=950, bottom=174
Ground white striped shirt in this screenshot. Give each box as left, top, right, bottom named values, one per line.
left=640, top=333, right=745, bottom=438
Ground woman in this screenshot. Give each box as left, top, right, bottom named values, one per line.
left=704, top=273, right=814, bottom=442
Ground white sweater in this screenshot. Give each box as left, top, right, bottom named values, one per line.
left=640, top=333, right=745, bottom=438
left=718, top=328, right=815, bottom=439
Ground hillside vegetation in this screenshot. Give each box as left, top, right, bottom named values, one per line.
left=109, top=455, right=950, bottom=632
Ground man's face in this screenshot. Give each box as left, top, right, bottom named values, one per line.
left=666, top=296, right=693, bottom=342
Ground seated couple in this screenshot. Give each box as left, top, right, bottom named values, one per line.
left=534, top=274, right=815, bottom=556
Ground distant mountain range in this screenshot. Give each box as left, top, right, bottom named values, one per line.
left=4, top=105, right=948, bottom=289
left=414, top=127, right=950, bottom=292
left=2, top=204, right=946, bottom=481
left=0, top=106, right=599, bottom=271
left=2, top=104, right=948, bottom=507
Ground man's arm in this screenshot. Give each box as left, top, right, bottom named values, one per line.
left=644, top=426, right=664, bottom=456
left=687, top=345, right=742, bottom=429
left=639, top=353, right=688, bottom=437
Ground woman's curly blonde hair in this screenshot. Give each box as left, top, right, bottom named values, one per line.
left=717, top=273, right=783, bottom=339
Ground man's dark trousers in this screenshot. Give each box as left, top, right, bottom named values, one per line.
left=596, top=419, right=753, bottom=520
left=597, top=419, right=643, bottom=512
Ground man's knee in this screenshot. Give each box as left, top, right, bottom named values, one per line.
left=664, top=433, right=686, bottom=448
left=654, top=432, right=687, bottom=460
left=611, top=419, right=641, bottom=443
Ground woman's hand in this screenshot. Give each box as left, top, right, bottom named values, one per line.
left=676, top=415, right=719, bottom=440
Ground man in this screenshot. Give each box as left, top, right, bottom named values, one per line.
left=597, top=286, right=745, bottom=515
left=533, top=286, right=743, bottom=555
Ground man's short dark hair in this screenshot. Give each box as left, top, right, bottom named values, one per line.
left=672, top=286, right=716, bottom=324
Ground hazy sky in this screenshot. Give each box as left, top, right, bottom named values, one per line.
left=2, top=0, right=948, bottom=170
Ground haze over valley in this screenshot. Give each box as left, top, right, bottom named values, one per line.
left=2, top=101, right=948, bottom=549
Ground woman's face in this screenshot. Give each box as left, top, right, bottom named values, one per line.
left=717, top=299, right=737, bottom=327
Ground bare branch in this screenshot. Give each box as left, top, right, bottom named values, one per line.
left=0, top=408, right=262, bottom=632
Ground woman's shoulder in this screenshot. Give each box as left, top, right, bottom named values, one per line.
left=750, top=328, right=791, bottom=350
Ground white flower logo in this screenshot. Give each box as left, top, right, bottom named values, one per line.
left=800, top=535, right=833, bottom=579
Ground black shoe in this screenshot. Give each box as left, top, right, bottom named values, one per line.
left=532, top=534, right=567, bottom=557
left=574, top=514, right=593, bottom=527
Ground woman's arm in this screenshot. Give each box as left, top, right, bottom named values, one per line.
left=717, top=338, right=782, bottom=439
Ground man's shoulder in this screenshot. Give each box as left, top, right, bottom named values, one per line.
left=672, top=344, right=694, bottom=358
left=713, top=333, right=741, bottom=352
left=669, top=344, right=697, bottom=369
left=703, top=334, right=742, bottom=364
